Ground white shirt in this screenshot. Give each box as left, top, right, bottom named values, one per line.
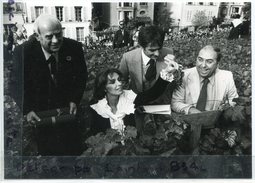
left=141, top=49, right=151, bottom=66
left=232, top=18, right=242, bottom=28
left=90, top=90, right=136, bottom=135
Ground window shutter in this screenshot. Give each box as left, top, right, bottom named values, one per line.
left=31, top=7, right=35, bottom=22
left=44, top=7, right=49, bottom=14
left=83, top=6, right=86, bottom=22
left=64, top=7, right=68, bottom=22
left=71, top=7, right=75, bottom=21
left=52, top=7, right=56, bottom=17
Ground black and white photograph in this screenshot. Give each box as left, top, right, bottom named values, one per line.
left=1, top=0, right=253, bottom=180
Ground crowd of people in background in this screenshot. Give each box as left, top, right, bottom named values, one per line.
left=83, top=16, right=250, bottom=50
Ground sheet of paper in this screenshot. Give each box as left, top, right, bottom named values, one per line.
left=142, top=105, right=171, bottom=115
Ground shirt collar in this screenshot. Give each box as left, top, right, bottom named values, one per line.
left=41, top=46, right=58, bottom=61
left=141, top=49, right=151, bottom=66
left=90, top=90, right=136, bottom=119
left=199, top=70, right=217, bottom=86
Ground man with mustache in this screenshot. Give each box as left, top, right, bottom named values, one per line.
left=171, top=45, right=238, bottom=114
left=13, top=14, right=88, bottom=155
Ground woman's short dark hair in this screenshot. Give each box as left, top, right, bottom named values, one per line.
left=91, top=68, right=124, bottom=103
left=138, top=25, right=165, bottom=48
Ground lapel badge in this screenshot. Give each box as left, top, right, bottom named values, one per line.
left=66, top=56, right=72, bottom=61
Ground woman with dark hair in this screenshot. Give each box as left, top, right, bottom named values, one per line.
left=89, top=55, right=182, bottom=135
left=89, top=68, right=136, bottom=135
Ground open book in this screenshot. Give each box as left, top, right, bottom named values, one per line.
left=142, top=105, right=171, bottom=115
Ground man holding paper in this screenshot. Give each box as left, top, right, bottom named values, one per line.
left=171, top=45, right=238, bottom=114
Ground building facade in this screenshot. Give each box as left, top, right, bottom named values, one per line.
left=166, top=2, right=220, bottom=29
left=92, top=2, right=154, bottom=28
left=218, top=2, right=245, bottom=21
left=3, top=0, right=26, bottom=33
left=3, top=0, right=92, bottom=42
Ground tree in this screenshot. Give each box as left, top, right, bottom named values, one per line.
left=154, top=3, right=173, bottom=33
left=192, top=11, right=209, bottom=30
left=242, top=2, right=251, bottom=20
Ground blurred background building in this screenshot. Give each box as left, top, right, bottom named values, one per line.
left=2, top=1, right=247, bottom=42
left=3, top=0, right=92, bottom=42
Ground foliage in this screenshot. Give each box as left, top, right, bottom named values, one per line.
left=242, top=2, right=251, bottom=20
left=3, top=29, right=251, bottom=178
left=154, top=8, right=173, bottom=32
left=82, top=114, right=189, bottom=156
left=192, top=11, right=209, bottom=29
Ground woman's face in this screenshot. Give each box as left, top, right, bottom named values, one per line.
left=105, top=72, right=124, bottom=96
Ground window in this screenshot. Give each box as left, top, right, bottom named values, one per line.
left=233, top=7, right=239, bottom=13
left=140, top=10, right=146, bottom=15
left=119, top=2, right=122, bottom=7
left=199, top=2, right=204, bottom=5
left=75, top=6, right=82, bottom=21
left=118, top=11, right=121, bottom=20
left=208, top=11, right=213, bottom=19
left=35, top=6, right=43, bottom=18
left=187, top=2, right=193, bottom=5
left=209, top=2, right=214, bottom=6
left=187, top=11, right=192, bottom=21
left=55, top=6, right=63, bottom=21
left=123, top=3, right=132, bottom=7
left=15, top=3, right=23, bottom=12
left=76, top=27, right=84, bottom=42
left=124, top=11, right=132, bottom=20
left=140, top=3, right=148, bottom=6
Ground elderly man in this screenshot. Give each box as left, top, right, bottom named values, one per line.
left=13, top=14, right=87, bottom=155
left=171, top=45, right=238, bottom=114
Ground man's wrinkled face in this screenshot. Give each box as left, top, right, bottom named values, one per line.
left=37, top=23, right=63, bottom=54
left=196, top=47, right=218, bottom=78
left=143, top=43, right=161, bottom=60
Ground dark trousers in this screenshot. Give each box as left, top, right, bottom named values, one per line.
left=36, top=121, right=83, bottom=156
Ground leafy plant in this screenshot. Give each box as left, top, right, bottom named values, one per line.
left=192, top=11, right=209, bottom=30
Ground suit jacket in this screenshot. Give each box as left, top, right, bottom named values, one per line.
left=119, top=47, right=173, bottom=94
left=171, top=67, right=239, bottom=114
left=13, top=37, right=88, bottom=114
left=113, top=29, right=130, bottom=48
left=12, top=37, right=87, bottom=156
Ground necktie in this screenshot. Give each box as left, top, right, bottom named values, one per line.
left=145, top=59, right=156, bottom=81
left=196, top=78, right=209, bottom=111
left=47, top=55, right=57, bottom=76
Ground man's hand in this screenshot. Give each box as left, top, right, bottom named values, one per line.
left=26, top=111, right=41, bottom=124
left=69, top=102, right=77, bottom=115
left=188, top=107, right=201, bottom=114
